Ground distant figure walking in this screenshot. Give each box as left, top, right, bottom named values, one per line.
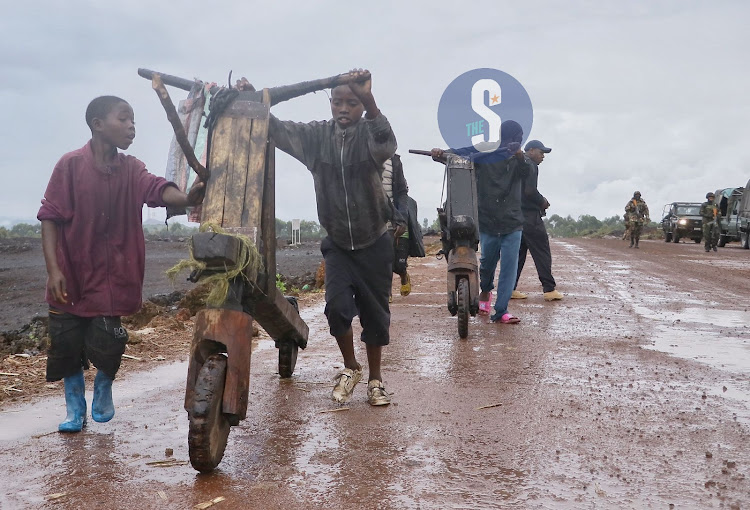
left=700, top=191, right=720, bottom=252
left=382, top=154, right=411, bottom=300
left=625, top=191, right=650, bottom=248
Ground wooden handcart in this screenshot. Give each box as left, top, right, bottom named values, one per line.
left=140, top=68, right=365, bottom=472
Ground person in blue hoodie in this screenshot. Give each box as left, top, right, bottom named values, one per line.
left=431, top=120, right=529, bottom=324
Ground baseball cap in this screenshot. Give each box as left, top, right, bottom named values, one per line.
left=524, top=140, right=551, bottom=153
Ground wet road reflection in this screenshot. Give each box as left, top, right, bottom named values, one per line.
left=1, top=239, right=749, bottom=508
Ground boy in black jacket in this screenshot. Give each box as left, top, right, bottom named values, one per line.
left=268, top=69, right=399, bottom=406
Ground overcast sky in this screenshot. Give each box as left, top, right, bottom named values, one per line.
left=2, top=0, right=749, bottom=228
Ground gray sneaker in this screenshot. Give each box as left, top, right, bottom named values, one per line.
left=367, top=379, right=391, bottom=406
left=331, top=367, right=362, bottom=403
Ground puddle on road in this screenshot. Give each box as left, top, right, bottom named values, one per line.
left=644, top=325, right=750, bottom=423
left=644, top=326, right=750, bottom=374
left=634, top=306, right=750, bottom=328
left=0, top=301, right=328, bottom=444
left=686, top=258, right=750, bottom=270
left=0, top=360, right=189, bottom=442
left=672, top=307, right=750, bottom=327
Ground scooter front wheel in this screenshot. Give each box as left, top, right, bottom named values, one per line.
left=457, top=277, right=470, bottom=339
left=188, top=354, right=231, bottom=473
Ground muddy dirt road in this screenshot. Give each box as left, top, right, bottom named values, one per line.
left=1, top=238, right=749, bottom=509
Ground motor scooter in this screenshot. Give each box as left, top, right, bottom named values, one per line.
left=409, top=150, right=479, bottom=339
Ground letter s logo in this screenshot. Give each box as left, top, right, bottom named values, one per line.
left=471, top=79, right=502, bottom=152
left=438, top=68, right=533, bottom=163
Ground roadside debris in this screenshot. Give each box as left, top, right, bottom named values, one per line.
left=194, top=496, right=226, bottom=509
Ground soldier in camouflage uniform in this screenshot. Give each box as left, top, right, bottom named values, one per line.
left=700, top=191, right=720, bottom=252
left=624, top=191, right=649, bottom=248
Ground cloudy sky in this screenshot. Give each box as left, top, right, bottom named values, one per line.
left=2, top=0, right=749, bottom=228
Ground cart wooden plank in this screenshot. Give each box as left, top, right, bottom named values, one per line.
left=220, top=116, right=252, bottom=227
left=260, top=137, right=277, bottom=294
left=185, top=308, right=254, bottom=420
left=201, top=117, right=233, bottom=225
left=250, top=287, right=309, bottom=349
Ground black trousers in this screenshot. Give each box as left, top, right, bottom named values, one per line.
left=515, top=210, right=556, bottom=293
left=321, top=232, right=393, bottom=346
left=46, top=309, right=128, bottom=382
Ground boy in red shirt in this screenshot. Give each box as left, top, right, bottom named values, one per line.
left=38, top=96, right=205, bottom=432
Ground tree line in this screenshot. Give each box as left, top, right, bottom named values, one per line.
left=1, top=215, right=660, bottom=241
left=543, top=214, right=658, bottom=238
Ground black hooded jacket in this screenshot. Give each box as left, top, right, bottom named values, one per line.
left=453, top=120, right=530, bottom=236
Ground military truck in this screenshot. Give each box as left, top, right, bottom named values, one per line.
left=736, top=179, right=750, bottom=249
left=715, top=187, right=745, bottom=247
left=661, top=202, right=703, bottom=243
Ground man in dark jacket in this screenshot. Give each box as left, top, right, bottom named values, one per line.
left=512, top=140, right=563, bottom=301
left=269, top=69, right=399, bottom=406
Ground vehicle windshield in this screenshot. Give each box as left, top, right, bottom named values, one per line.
left=676, top=206, right=700, bottom=215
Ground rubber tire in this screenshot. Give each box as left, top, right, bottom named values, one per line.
left=718, top=234, right=727, bottom=247
left=664, top=232, right=672, bottom=242
left=672, top=234, right=680, bottom=243
left=457, top=277, right=469, bottom=340
left=278, top=339, right=299, bottom=378
left=693, top=238, right=702, bottom=244
left=276, top=296, right=301, bottom=378
left=188, top=354, right=230, bottom=473
left=741, top=231, right=749, bottom=249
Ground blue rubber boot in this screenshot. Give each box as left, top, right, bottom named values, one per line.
left=92, top=370, right=115, bottom=423
left=59, top=370, right=87, bottom=433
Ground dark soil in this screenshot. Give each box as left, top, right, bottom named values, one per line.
left=0, top=237, right=324, bottom=357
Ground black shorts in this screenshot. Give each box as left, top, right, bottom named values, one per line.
left=321, top=232, right=393, bottom=346
left=46, top=309, right=128, bottom=382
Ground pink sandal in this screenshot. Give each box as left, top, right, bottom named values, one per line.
left=478, top=291, right=493, bottom=315
left=501, top=313, right=520, bottom=324
left=492, top=313, right=520, bottom=324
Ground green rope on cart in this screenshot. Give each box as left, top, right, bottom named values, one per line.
left=166, top=222, right=264, bottom=307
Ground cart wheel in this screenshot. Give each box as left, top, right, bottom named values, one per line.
left=278, top=339, right=299, bottom=378
left=457, top=277, right=469, bottom=339
left=188, top=354, right=230, bottom=473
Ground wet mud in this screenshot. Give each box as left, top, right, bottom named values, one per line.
left=1, top=237, right=749, bottom=509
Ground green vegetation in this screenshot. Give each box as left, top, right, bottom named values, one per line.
left=276, top=273, right=287, bottom=293
left=0, top=223, right=42, bottom=238
left=0, top=215, right=660, bottom=241
left=143, top=222, right=199, bottom=237
left=544, top=214, right=660, bottom=238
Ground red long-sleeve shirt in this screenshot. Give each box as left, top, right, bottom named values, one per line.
left=37, top=141, right=176, bottom=317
